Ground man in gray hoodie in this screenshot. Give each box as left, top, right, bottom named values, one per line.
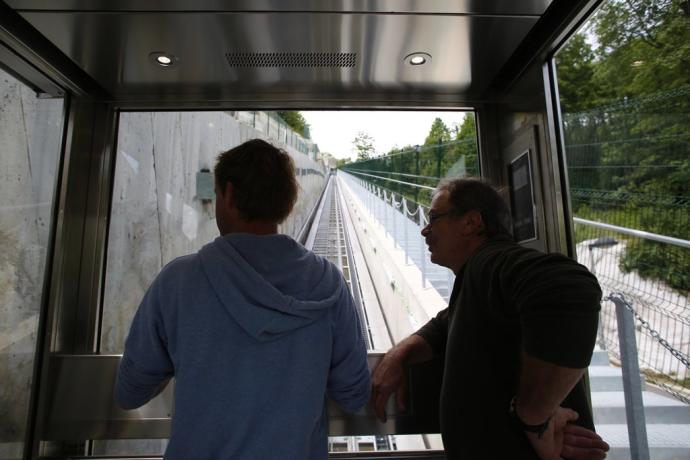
left=116, top=139, right=370, bottom=460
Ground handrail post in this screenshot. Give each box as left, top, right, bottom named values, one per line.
left=609, top=293, right=650, bottom=460
left=419, top=205, right=426, bottom=288
left=391, top=193, right=397, bottom=247
left=384, top=190, right=390, bottom=237
left=403, top=198, right=409, bottom=264
left=378, top=187, right=383, bottom=228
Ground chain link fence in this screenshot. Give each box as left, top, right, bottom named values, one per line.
left=566, top=87, right=690, bottom=403
left=232, top=111, right=318, bottom=158
left=342, top=139, right=479, bottom=207
left=575, top=221, right=690, bottom=403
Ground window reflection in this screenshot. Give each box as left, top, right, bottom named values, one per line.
left=0, top=68, right=64, bottom=460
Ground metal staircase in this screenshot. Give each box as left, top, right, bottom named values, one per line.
left=589, top=348, right=690, bottom=460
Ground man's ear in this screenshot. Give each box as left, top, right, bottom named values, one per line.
left=460, top=210, right=485, bottom=236
left=221, top=182, right=235, bottom=207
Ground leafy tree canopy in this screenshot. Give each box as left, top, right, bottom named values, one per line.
left=424, top=118, right=451, bottom=145
left=556, top=0, right=690, bottom=291
left=336, top=157, right=352, bottom=167
left=276, top=111, right=310, bottom=138
left=455, top=113, right=477, bottom=141
left=352, top=131, right=376, bottom=160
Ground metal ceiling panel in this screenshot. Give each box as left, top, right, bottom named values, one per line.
left=17, top=11, right=537, bottom=103
left=10, top=0, right=553, bottom=16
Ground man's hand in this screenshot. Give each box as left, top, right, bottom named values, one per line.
left=370, top=334, right=434, bottom=423
left=370, top=349, right=407, bottom=422
left=524, top=407, right=609, bottom=460
left=562, top=422, right=610, bottom=459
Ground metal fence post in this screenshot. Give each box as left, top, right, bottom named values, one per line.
left=588, top=239, right=618, bottom=349
left=392, top=193, right=398, bottom=248
left=377, top=187, right=382, bottom=227
left=370, top=183, right=374, bottom=219
left=419, top=206, right=426, bottom=288
left=609, top=293, right=650, bottom=460
left=385, top=191, right=391, bottom=240
left=403, top=198, right=409, bottom=264
left=378, top=188, right=382, bottom=225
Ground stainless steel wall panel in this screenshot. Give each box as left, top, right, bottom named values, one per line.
left=29, top=99, right=119, bottom=457
left=9, top=0, right=552, bottom=16
left=15, top=11, right=537, bottom=104
left=41, top=354, right=440, bottom=440
left=42, top=355, right=172, bottom=440
left=45, top=99, right=118, bottom=353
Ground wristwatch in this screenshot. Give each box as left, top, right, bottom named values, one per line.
left=509, top=396, right=552, bottom=439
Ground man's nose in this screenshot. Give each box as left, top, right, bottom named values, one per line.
left=421, top=224, right=431, bottom=237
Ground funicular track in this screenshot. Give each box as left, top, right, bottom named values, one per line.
left=306, top=176, right=374, bottom=350
left=305, top=175, right=400, bottom=452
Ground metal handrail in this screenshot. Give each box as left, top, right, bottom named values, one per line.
left=346, top=170, right=436, bottom=191
left=574, top=217, right=690, bottom=249
left=345, top=168, right=441, bottom=182
left=341, top=173, right=456, bottom=296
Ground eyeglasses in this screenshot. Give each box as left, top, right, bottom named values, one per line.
left=427, top=210, right=457, bottom=225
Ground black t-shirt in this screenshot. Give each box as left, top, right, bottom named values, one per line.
left=416, top=236, right=602, bottom=459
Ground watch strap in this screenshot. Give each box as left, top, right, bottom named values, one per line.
left=509, top=396, right=552, bottom=439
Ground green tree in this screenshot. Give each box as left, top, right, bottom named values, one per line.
left=452, top=113, right=479, bottom=177
left=555, top=34, right=600, bottom=112
left=557, top=0, right=690, bottom=291
left=336, top=157, right=352, bottom=168
left=276, top=111, right=310, bottom=138
left=352, top=131, right=376, bottom=160
left=591, top=0, right=690, bottom=99
left=424, top=118, right=451, bottom=145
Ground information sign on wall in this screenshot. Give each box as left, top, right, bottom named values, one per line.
left=508, top=150, right=537, bottom=243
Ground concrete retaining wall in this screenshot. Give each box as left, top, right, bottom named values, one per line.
left=0, top=70, right=65, bottom=454
left=101, top=111, right=326, bottom=353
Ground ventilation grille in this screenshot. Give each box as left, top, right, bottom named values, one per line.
left=226, top=52, right=356, bottom=68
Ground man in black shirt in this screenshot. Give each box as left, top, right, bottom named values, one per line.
left=371, top=178, right=609, bottom=459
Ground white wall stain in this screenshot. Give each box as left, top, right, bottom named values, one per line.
left=182, top=203, right=198, bottom=241
left=120, top=149, right=140, bottom=174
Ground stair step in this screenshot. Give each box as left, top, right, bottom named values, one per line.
left=592, top=391, right=690, bottom=424
left=589, top=365, right=624, bottom=391
left=590, top=349, right=611, bottom=366
left=594, top=424, right=690, bottom=460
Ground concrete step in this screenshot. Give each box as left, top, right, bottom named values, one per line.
left=592, top=391, right=690, bottom=424
left=589, top=349, right=690, bottom=458
left=589, top=365, right=624, bottom=391
left=590, top=349, right=611, bottom=366
left=594, top=424, right=690, bottom=460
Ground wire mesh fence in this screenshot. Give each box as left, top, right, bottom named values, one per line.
left=565, top=86, right=690, bottom=403
left=340, top=173, right=456, bottom=301
left=575, top=221, right=689, bottom=403
left=342, top=139, right=479, bottom=207
left=232, top=110, right=317, bottom=157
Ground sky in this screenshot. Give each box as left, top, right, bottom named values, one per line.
left=301, top=111, right=469, bottom=160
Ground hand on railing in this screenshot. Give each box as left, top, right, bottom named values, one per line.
left=370, top=348, right=408, bottom=423
left=522, top=407, right=609, bottom=460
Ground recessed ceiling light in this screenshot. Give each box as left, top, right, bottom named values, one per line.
left=149, top=52, right=178, bottom=67
left=404, top=52, right=431, bottom=66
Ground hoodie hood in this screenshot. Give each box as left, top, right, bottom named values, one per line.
left=198, top=233, right=342, bottom=342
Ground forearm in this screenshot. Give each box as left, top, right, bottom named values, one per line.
left=395, top=333, right=434, bottom=365
left=371, top=333, right=434, bottom=421
left=515, top=351, right=586, bottom=424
